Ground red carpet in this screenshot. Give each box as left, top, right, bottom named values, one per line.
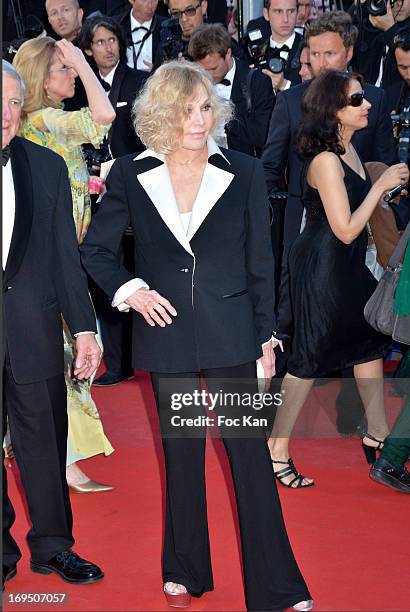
left=3, top=372, right=410, bottom=611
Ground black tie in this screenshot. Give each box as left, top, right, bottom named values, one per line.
left=274, top=44, right=289, bottom=53
left=2, top=145, right=10, bottom=166
left=220, top=78, right=231, bottom=86
left=101, top=80, right=111, bottom=92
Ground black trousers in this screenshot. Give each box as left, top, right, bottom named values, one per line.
left=2, top=358, right=74, bottom=567
left=151, top=362, right=311, bottom=612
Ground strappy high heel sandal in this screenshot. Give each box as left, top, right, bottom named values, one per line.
left=361, top=433, right=385, bottom=465
left=272, top=457, right=314, bottom=488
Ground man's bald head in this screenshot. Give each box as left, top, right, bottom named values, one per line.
left=46, top=0, right=83, bottom=41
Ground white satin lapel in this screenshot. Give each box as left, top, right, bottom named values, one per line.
left=137, top=163, right=193, bottom=256
left=186, top=162, right=234, bottom=241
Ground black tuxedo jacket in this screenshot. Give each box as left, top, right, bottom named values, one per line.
left=107, top=62, right=148, bottom=157
left=262, top=79, right=397, bottom=247
left=117, top=10, right=165, bottom=67
left=80, top=144, right=276, bottom=373
left=384, top=81, right=410, bottom=114
left=227, top=60, right=275, bottom=156
left=3, top=137, right=97, bottom=384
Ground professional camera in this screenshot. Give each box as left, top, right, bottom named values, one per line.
left=391, top=107, right=410, bottom=163
left=2, top=14, right=45, bottom=62
left=245, top=28, right=295, bottom=73
left=82, top=141, right=112, bottom=176
left=366, top=0, right=395, bottom=17
left=160, top=17, right=188, bottom=61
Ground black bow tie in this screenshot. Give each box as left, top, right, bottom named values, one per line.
left=273, top=44, right=289, bottom=53
left=220, top=78, right=231, bottom=86
left=132, top=25, right=149, bottom=33
left=2, top=145, right=10, bottom=166
left=101, top=79, right=111, bottom=92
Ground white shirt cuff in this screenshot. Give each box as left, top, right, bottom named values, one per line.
left=74, top=331, right=96, bottom=337
left=261, top=334, right=284, bottom=352
left=112, top=278, right=150, bottom=312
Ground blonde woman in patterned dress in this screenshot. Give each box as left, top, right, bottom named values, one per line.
left=13, top=37, right=116, bottom=492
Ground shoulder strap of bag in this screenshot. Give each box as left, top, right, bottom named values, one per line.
left=387, top=220, right=410, bottom=270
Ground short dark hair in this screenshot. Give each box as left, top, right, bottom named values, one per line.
left=76, top=14, right=127, bottom=64
left=297, top=70, right=364, bottom=158
left=188, top=23, right=230, bottom=61
left=264, top=0, right=297, bottom=10
left=305, top=11, right=358, bottom=49
left=393, top=33, right=410, bottom=54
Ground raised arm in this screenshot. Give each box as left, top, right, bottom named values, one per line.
left=309, top=152, right=408, bottom=245
left=55, top=39, right=115, bottom=125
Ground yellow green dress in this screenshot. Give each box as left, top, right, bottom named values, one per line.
left=19, top=106, right=114, bottom=465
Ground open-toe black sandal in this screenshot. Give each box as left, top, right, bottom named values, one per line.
left=272, top=457, right=314, bottom=489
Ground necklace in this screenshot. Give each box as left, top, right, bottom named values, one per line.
left=167, top=148, right=207, bottom=166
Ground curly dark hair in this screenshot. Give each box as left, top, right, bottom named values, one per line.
left=296, top=70, right=364, bottom=159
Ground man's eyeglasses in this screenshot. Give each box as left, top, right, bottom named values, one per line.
left=169, top=1, right=202, bottom=19
left=348, top=91, right=365, bottom=107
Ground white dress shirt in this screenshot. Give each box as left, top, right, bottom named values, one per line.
left=269, top=32, right=295, bottom=91
left=127, top=11, right=153, bottom=70
left=2, top=158, right=15, bottom=267
left=99, top=62, right=119, bottom=92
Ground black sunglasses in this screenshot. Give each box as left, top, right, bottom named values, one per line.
left=348, top=91, right=365, bottom=107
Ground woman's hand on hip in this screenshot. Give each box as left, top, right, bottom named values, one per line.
left=126, top=288, right=177, bottom=327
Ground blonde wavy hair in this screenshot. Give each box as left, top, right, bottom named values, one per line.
left=13, top=37, right=61, bottom=117
left=133, top=60, right=233, bottom=155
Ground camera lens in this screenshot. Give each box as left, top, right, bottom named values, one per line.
left=367, top=0, right=387, bottom=17
left=268, top=57, right=284, bottom=74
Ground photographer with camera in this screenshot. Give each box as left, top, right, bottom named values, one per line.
left=116, top=0, right=164, bottom=71
left=246, top=0, right=303, bottom=92
left=189, top=23, right=275, bottom=156
left=155, top=0, right=207, bottom=63
left=351, top=0, right=410, bottom=86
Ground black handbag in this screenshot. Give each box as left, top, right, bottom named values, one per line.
left=364, top=221, right=410, bottom=341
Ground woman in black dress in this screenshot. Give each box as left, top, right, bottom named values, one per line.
left=268, top=70, right=409, bottom=487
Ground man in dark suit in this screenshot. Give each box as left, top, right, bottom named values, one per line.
left=189, top=23, right=275, bottom=156
left=77, top=15, right=147, bottom=385
left=384, top=32, right=410, bottom=114
left=261, top=11, right=397, bottom=432
left=2, top=61, right=103, bottom=586
left=79, top=14, right=147, bottom=157
left=45, top=0, right=83, bottom=41
left=260, top=0, right=302, bottom=90
left=116, top=0, right=164, bottom=71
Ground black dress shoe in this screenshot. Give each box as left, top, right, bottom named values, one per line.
left=370, top=458, right=410, bottom=493
left=92, top=370, right=134, bottom=386
left=30, top=550, right=104, bottom=584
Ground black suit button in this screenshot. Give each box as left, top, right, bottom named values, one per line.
left=180, top=268, right=189, bottom=273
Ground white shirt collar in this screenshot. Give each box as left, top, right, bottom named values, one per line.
left=99, top=61, right=119, bottom=87
left=130, top=9, right=152, bottom=31
left=133, top=136, right=231, bottom=165
left=270, top=32, right=296, bottom=49
left=223, top=57, right=236, bottom=84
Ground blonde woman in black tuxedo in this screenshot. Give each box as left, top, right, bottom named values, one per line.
left=81, top=61, right=312, bottom=612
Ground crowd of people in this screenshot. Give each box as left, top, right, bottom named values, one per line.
left=2, top=0, right=410, bottom=610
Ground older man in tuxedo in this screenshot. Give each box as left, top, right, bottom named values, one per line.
left=2, top=61, right=103, bottom=587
